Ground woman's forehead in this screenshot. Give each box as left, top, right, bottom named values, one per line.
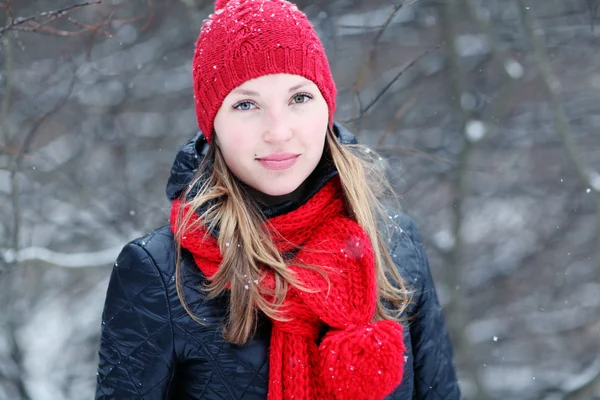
left=233, top=74, right=315, bottom=92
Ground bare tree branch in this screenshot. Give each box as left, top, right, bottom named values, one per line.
left=20, top=3, right=154, bottom=37
left=562, top=356, right=600, bottom=400
left=587, top=0, right=599, bottom=32
left=1, top=245, right=122, bottom=268
left=376, top=96, right=417, bottom=146
left=364, top=43, right=443, bottom=113
left=1, top=0, right=154, bottom=37
left=542, top=356, right=600, bottom=399
left=12, top=68, right=77, bottom=172
left=516, top=0, right=600, bottom=278
left=140, top=0, right=155, bottom=31
left=439, top=1, right=491, bottom=398
left=0, top=23, right=18, bottom=258
left=344, top=42, right=444, bottom=124
left=346, top=1, right=422, bottom=130
left=463, top=0, right=524, bottom=137
left=64, top=15, right=112, bottom=37
left=0, top=1, right=101, bottom=36
left=372, top=2, right=413, bottom=46
left=4, top=320, right=30, bottom=400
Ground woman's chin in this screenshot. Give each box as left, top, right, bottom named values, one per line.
left=257, top=182, right=302, bottom=197
left=249, top=174, right=308, bottom=197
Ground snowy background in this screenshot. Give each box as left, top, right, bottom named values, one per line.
left=1, top=0, right=599, bottom=399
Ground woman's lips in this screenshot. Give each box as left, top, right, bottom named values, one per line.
left=256, top=153, right=300, bottom=171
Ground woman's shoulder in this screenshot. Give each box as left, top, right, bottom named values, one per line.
left=381, top=211, right=428, bottom=288
left=131, top=225, right=177, bottom=262
left=382, top=211, right=421, bottom=242
left=119, top=225, right=202, bottom=286
left=127, top=225, right=177, bottom=272
left=118, top=225, right=223, bottom=319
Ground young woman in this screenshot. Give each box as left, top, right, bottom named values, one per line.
left=95, top=0, right=461, bottom=399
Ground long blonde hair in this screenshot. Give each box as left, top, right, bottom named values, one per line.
left=173, top=126, right=412, bottom=345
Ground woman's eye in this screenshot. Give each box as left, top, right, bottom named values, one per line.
left=291, top=93, right=312, bottom=104
left=233, top=101, right=256, bottom=111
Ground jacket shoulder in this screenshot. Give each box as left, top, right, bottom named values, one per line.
left=386, top=212, right=421, bottom=243
left=129, top=225, right=178, bottom=280
left=381, top=211, right=424, bottom=282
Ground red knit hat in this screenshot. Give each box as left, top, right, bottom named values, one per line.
left=192, top=0, right=337, bottom=142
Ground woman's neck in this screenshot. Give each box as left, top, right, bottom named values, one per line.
left=244, top=178, right=312, bottom=207
left=240, top=155, right=338, bottom=218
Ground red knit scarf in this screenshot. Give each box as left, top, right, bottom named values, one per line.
left=170, top=178, right=405, bottom=400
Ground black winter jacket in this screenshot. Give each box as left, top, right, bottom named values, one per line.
left=95, top=124, right=461, bottom=399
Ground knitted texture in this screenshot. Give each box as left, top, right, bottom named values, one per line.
left=192, top=0, right=337, bottom=142
left=170, top=178, right=406, bottom=400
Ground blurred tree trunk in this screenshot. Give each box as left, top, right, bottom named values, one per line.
left=440, top=1, right=490, bottom=398
left=516, top=0, right=600, bottom=283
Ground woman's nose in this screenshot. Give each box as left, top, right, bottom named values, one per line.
left=262, top=109, right=293, bottom=143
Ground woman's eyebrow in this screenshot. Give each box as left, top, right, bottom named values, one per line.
left=231, top=82, right=311, bottom=97
left=288, top=83, right=310, bottom=93
left=231, top=88, right=261, bottom=97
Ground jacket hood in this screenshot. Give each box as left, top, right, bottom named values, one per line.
left=166, top=121, right=358, bottom=203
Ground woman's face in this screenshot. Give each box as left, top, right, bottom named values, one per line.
left=213, top=73, right=329, bottom=197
